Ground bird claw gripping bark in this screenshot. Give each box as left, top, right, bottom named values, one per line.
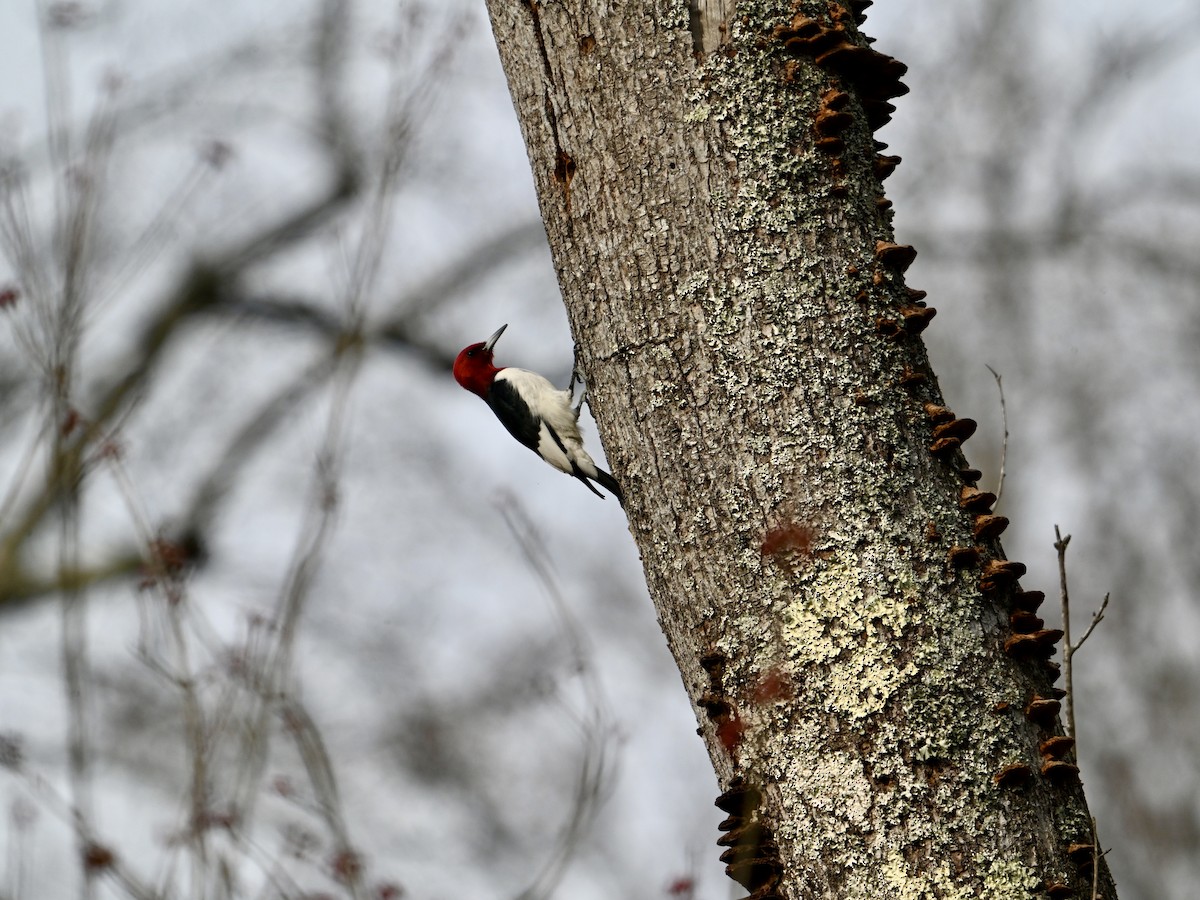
left=568, top=347, right=588, bottom=418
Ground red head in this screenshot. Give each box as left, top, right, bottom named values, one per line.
left=453, top=324, right=507, bottom=398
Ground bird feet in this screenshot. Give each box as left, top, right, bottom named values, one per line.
left=568, top=350, right=588, bottom=418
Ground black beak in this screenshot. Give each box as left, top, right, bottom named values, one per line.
left=484, top=324, right=507, bottom=353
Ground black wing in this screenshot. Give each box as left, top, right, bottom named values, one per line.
left=485, top=377, right=541, bottom=453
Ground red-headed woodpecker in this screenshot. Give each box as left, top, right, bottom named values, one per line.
left=453, top=324, right=624, bottom=505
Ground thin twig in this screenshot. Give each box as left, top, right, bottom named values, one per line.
left=1073, top=593, right=1110, bottom=653
left=104, top=444, right=215, bottom=887
left=17, top=768, right=158, bottom=900
left=1054, top=526, right=1075, bottom=740
left=985, top=365, right=1008, bottom=506
left=1056, top=526, right=1111, bottom=750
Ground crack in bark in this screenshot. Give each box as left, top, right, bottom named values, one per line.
left=687, top=0, right=733, bottom=56
left=524, top=0, right=575, bottom=222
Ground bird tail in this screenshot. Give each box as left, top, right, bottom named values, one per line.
left=593, top=468, right=625, bottom=507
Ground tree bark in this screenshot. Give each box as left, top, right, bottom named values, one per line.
left=484, top=1, right=1116, bottom=897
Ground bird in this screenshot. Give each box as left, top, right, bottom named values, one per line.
left=453, top=324, right=624, bottom=505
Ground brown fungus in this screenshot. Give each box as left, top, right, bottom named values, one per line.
left=814, top=109, right=854, bottom=137
left=700, top=651, right=726, bottom=678
left=1041, top=759, right=1081, bottom=783
left=929, top=436, right=962, bottom=457
left=1024, top=696, right=1062, bottom=728
left=821, top=87, right=850, bottom=110
left=715, top=778, right=762, bottom=814
left=716, top=820, right=766, bottom=848
left=717, top=814, right=742, bottom=832
left=725, top=856, right=782, bottom=892
left=924, top=402, right=955, bottom=424
left=1005, top=630, right=1062, bottom=661
left=876, top=317, right=901, bottom=338
left=813, top=41, right=871, bottom=72
left=816, top=42, right=908, bottom=95
left=1010, top=611, right=1044, bottom=633
left=699, top=693, right=734, bottom=719
left=862, top=99, right=897, bottom=130
left=874, top=240, right=917, bottom=272
left=1003, top=632, right=1046, bottom=660
left=932, top=417, right=978, bottom=442
left=1012, top=590, right=1046, bottom=612
left=980, top=559, right=1027, bottom=592
left=1039, top=735, right=1076, bottom=759
left=948, top=545, right=981, bottom=568
left=959, top=486, right=996, bottom=513
left=720, top=841, right=779, bottom=867
left=873, top=154, right=901, bottom=180
left=774, top=17, right=840, bottom=54
left=1035, top=628, right=1065, bottom=650
left=973, top=514, right=1010, bottom=540
left=1067, top=843, right=1096, bottom=866
left=900, top=305, right=936, bottom=334
left=993, top=762, right=1033, bottom=787
left=816, top=136, right=846, bottom=155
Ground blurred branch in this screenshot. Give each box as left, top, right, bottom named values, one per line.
left=14, top=764, right=158, bottom=900
left=182, top=351, right=343, bottom=541
left=499, top=500, right=618, bottom=900
left=222, top=346, right=363, bottom=896
left=378, top=219, right=547, bottom=327
left=215, top=217, right=547, bottom=370
left=0, top=0, right=365, bottom=614
left=0, top=347, right=344, bottom=613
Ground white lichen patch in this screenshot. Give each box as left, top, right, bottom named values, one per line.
left=782, top=547, right=920, bottom=720
left=880, top=850, right=1039, bottom=900
left=980, top=857, right=1043, bottom=897
left=804, top=751, right=874, bottom=829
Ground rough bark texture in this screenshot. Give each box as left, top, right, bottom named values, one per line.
left=484, top=1, right=1116, bottom=898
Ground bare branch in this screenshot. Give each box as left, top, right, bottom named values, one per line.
left=1073, top=593, right=1110, bottom=654
left=985, top=365, right=1008, bottom=506
left=1054, top=526, right=1075, bottom=741
left=1056, top=525, right=1111, bottom=750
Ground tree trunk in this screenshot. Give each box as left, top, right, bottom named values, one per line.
left=484, top=2, right=1116, bottom=897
